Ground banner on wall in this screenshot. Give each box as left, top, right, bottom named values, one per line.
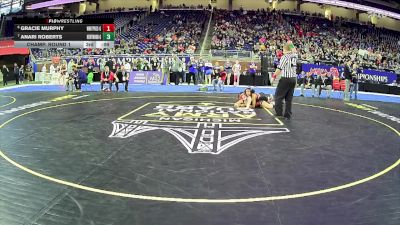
left=64, top=56, right=191, bottom=67
left=357, top=69, right=397, bottom=84
left=129, top=71, right=166, bottom=85
left=302, top=63, right=344, bottom=78
left=302, top=63, right=397, bottom=84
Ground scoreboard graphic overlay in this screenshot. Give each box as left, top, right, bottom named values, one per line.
left=13, top=18, right=115, bottom=48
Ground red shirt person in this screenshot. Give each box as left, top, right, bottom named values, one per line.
left=100, top=66, right=115, bottom=91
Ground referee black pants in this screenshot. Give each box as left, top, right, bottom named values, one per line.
left=274, top=77, right=296, bottom=119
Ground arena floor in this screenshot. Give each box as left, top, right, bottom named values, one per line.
left=0, top=91, right=399, bottom=225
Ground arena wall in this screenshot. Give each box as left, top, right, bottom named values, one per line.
left=330, top=6, right=357, bottom=20
left=85, top=2, right=97, bottom=13
left=358, top=12, right=370, bottom=24
left=98, top=0, right=152, bottom=11
left=359, top=13, right=400, bottom=32
left=163, top=0, right=210, bottom=7
left=275, top=0, right=296, bottom=11
left=300, top=2, right=325, bottom=15
left=232, top=0, right=296, bottom=11
left=376, top=17, right=400, bottom=32
left=232, top=0, right=272, bottom=10
left=215, top=0, right=229, bottom=10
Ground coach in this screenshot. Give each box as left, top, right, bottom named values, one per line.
left=272, top=41, right=298, bottom=120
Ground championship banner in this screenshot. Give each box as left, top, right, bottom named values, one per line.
left=301, top=63, right=343, bottom=78
left=302, top=63, right=398, bottom=84
left=358, top=69, right=397, bottom=84
left=129, top=71, right=166, bottom=85
left=64, top=55, right=190, bottom=67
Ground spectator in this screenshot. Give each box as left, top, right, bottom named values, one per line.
left=75, top=68, right=88, bottom=91
left=41, top=64, right=47, bottom=84
left=350, top=63, right=359, bottom=100
left=225, top=60, right=232, bottom=85
left=124, top=61, right=131, bottom=72
left=300, top=72, right=316, bottom=97
left=49, top=63, right=56, bottom=82
left=297, top=71, right=306, bottom=86
left=198, top=57, right=205, bottom=85
left=343, top=60, right=353, bottom=101
left=248, top=61, right=257, bottom=86
left=2, top=65, right=9, bottom=86
left=25, top=64, right=33, bottom=82
left=233, top=60, right=242, bottom=86
left=18, top=65, right=25, bottom=85
left=211, top=9, right=399, bottom=71
left=115, top=65, right=130, bottom=92
left=13, top=63, right=19, bottom=85
left=187, top=57, right=198, bottom=85
left=171, top=56, right=183, bottom=85
left=65, top=65, right=77, bottom=92
left=204, top=62, right=213, bottom=85
left=162, top=57, right=171, bottom=84
left=101, top=66, right=115, bottom=91
left=212, top=67, right=227, bottom=92
left=316, top=71, right=333, bottom=98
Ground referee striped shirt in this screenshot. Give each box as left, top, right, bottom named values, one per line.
left=277, top=53, right=298, bottom=78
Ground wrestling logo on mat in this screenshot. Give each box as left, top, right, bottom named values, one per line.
left=109, top=101, right=289, bottom=155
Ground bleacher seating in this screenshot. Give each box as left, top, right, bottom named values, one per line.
left=80, top=11, right=145, bottom=32
left=10, top=7, right=397, bottom=72
left=118, top=10, right=208, bottom=54
left=211, top=9, right=400, bottom=71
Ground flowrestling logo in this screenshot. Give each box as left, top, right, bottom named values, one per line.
left=109, top=101, right=289, bottom=155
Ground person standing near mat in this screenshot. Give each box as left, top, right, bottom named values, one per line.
left=13, top=63, right=19, bottom=85
left=233, top=60, right=241, bottom=86
left=248, top=61, right=257, bottom=86
left=171, top=55, right=183, bottom=85
left=343, top=60, right=353, bottom=101
left=2, top=65, right=9, bottom=86
left=272, top=41, right=298, bottom=120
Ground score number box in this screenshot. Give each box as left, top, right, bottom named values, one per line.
left=102, top=24, right=115, bottom=32
left=102, top=32, right=115, bottom=41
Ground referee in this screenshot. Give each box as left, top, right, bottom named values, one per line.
left=272, top=41, right=298, bottom=120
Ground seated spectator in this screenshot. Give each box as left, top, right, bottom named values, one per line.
left=297, top=71, right=306, bottom=86
left=115, top=65, right=130, bottom=92
left=316, top=72, right=333, bottom=98
left=212, top=67, right=227, bottom=92
left=74, top=69, right=88, bottom=91
left=101, top=66, right=115, bottom=91
left=210, top=9, right=399, bottom=71
left=300, top=72, right=316, bottom=97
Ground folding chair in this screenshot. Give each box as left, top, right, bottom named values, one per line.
left=332, top=79, right=340, bottom=91
left=332, top=79, right=342, bottom=99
